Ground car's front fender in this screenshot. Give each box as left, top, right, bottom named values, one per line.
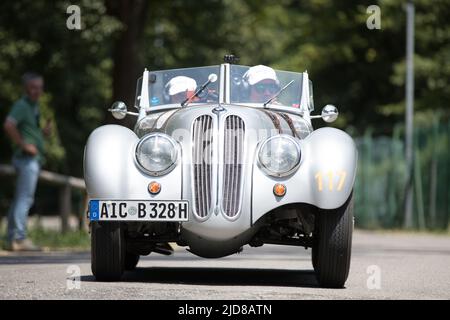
left=83, top=124, right=182, bottom=200
left=252, top=127, right=357, bottom=223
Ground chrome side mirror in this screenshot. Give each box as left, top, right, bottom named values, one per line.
left=109, top=101, right=127, bottom=119
left=321, top=104, right=338, bottom=123
left=310, top=104, right=339, bottom=122
left=108, top=101, right=138, bottom=119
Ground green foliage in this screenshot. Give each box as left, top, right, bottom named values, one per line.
left=143, top=0, right=450, bottom=133
left=355, top=114, right=450, bottom=230
left=38, top=93, right=66, bottom=170
left=28, top=227, right=90, bottom=250
left=0, top=227, right=90, bottom=250
left=0, top=0, right=121, bottom=175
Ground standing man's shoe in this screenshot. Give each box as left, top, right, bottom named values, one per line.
left=9, top=239, right=42, bottom=252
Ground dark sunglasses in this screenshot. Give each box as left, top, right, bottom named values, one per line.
left=253, top=83, right=280, bottom=94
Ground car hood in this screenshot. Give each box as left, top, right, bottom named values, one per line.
left=135, top=104, right=312, bottom=140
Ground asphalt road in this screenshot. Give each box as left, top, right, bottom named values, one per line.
left=0, top=230, right=449, bottom=300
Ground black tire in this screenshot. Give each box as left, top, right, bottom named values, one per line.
left=124, top=252, right=140, bottom=271
left=312, top=242, right=318, bottom=271
left=312, top=193, right=353, bottom=288
left=91, top=221, right=125, bottom=281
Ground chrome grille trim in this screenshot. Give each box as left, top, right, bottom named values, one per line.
left=192, top=115, right=213, bottom=218
left=222, top=115, right=245, bottom=218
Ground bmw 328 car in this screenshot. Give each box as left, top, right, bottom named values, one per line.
left=84, top=57, right=357, bottom=288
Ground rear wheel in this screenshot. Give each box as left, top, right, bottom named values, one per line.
left=124, top=252, right=140, bottom=270
left=91, top=221, right=125, bottom=281
left=312, top=193, right=353, bottom=288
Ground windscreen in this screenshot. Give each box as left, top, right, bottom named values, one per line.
left=229, top=65, right=304, bottom=109
left=135, top=66, right=220, bottom=108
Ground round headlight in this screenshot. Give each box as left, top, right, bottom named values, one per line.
left=136, top=133, right=178, bottom=176
left=258, top=135, right=301, bottom=177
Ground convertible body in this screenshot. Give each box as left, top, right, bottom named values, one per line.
left=84, top=61, right=357, bottom=287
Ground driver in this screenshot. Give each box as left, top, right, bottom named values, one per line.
left=164, top=76, right=197, bottom=103
left=242, top=65, right=280, bottom=103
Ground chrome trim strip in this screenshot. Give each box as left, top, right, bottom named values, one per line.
left=221, top=115, right=245, bottom=219
left=191, top=115, right=214, bottom=220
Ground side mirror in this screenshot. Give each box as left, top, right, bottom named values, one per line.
left=309, top=104, right=339, bottom=122
left=321, top=104, right=338, bottom=123
left=109, top=101, right=127, bottom=120
left=108, top=101, right=139, bottom=119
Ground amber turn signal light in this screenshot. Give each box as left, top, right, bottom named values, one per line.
left=273, top=183, right=286, bottom=197
left=148, top=181, right=161, bottom=195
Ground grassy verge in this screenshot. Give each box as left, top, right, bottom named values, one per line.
left=0, top=227, right=90, bottom=251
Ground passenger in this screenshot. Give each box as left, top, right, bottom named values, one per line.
left=164, top=76, right=197, bottom=104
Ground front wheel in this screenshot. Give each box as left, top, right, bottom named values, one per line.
left=124, top=252, right=140, bottom=270
left=312, top=193, right=353, bottom=288
left=91, top=221, right=125, bottom=281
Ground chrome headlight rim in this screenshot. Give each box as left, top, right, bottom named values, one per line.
left=257, top=134, right=302, bottom=177
left=135, top=132, right=178, bottom=176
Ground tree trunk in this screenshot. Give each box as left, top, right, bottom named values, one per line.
left=105, top=0, right=150, bottom=127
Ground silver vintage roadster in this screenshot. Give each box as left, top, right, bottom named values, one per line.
left=84, top=58, right=357, bottom=288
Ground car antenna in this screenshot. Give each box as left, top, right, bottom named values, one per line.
left=181, top=73, right=218, bottom=107
left=263, top=79, right=295, bottom=108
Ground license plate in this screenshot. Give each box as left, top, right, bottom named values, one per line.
left=89, top=200, right=189, bottom=221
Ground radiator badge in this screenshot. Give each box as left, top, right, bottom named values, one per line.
left=212, top=106, right=227, bottom=115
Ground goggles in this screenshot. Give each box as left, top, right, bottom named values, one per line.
left=253, top=83, right=280, bottom=94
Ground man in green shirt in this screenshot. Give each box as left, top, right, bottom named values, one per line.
left=3, top=72, right=48, bottom=251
